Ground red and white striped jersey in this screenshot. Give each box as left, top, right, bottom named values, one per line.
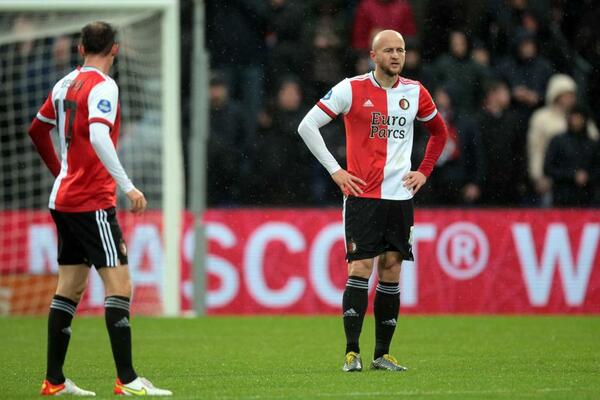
left=36, top=66, right=121, bottom=212
left=317, top=72, right=437, bottom=200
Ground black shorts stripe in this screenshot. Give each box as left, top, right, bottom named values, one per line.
left=95, top=210, right=112, bottom=266
left=99, top=210, right=118, bottom=266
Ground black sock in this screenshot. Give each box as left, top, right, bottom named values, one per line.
left=342, top=275, right=369, bottom=354
left=374, top=281, right=400, bottom=359
left=46, top=295, right=77, bottom=385
left=105, top=296, right=137, bottom=383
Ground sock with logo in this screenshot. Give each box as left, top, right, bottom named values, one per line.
left=374, top=281, right=400, bottom=359
left=343, top=275, right=369, bottom=354
left=105, top=296, right=137, bottom=383
left=46, top=295, right=77, bottom=384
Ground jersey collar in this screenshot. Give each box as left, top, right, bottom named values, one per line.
left=370, top=71, right=400, bottom=90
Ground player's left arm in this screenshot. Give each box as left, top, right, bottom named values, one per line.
left=88, top=81, right=146, bottom=213
left=28, top=92, right=61, bottom=177
left=403, top=84, right=448, bottom=194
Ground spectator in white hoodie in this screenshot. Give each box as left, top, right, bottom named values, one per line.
left=527, top=73, right=598, bottom=205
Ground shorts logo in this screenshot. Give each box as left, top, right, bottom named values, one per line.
left=399, top=98, right=410, bottom=110
left=347, top=238, right=357, bottom=254
left=322, top=89, right=332, bottom=100
left=97, top=99, right=112, bottom=113
left=120, top=239, right=127, bottom=256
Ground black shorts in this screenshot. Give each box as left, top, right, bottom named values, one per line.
left=50, top=207, right=128, bottom=268
left=343, top=196, right=414, bottom=262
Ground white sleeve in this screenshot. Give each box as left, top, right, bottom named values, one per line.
left=297, top=105, right=341, bottom=175
left=89, top=122, right=135, bottom=193
left=88, top=80, right=119, bottom=129
left=316, top=79, right=352, bottom=118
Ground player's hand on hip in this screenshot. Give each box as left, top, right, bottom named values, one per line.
left=126, top=188, right=147, bottom=214
left=331, top=169, right=366, bottom=196
left=403, top=171, right=426, bottom=194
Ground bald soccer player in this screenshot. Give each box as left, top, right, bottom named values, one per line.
left=298, top=30, right=448, bottom=372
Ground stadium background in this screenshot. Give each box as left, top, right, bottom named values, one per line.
left=0, top=1, right=599, bottom=398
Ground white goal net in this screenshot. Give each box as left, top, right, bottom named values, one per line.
left=0, top=4, right=182, bottom=316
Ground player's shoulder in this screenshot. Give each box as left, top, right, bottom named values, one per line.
left=50, top=68, right=80, bottom=95
left=88, top=72, right=118, bottom=96
left=347, top=73, right=371, bottom=82
left=397, top=76, right=422, bottom=87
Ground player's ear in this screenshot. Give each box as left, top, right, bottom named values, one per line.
left=369, top=50, right=377, bottom=63
left=78, top=44, right=85, bottom=58
left=111, top=43, right=119, bottom=57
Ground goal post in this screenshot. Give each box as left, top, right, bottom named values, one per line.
left=0, top=0, right=183, bottom=316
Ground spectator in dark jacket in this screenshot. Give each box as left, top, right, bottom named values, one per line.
left=207, top=74, right=246, bottom=206
left=265, top=0, right=307, bottom=93
left=253, top=76, right=313, bottom=205
left=414, top=87, right=485, bottom=205
left=496, top=30, right=553, bottom=124
left=206, top=0, right=269, bottom=143
left=432, top=31, right=486, bottom=113
left=401, top=38, right=435, bottom=88
left=544, top=107, right=598, bottom=207
left=476, top=80, right=523, bottom=205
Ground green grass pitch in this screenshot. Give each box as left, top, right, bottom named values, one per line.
left=1, top=316, right=599, bottom=399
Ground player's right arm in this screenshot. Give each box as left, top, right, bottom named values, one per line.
left=28, top=92, right=61, bottom=177
left=88, top=80, right=146, bottom=214
left=297, top=79, right=366, bottom=196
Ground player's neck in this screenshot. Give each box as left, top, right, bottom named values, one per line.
left=373, top=68, right=398, bottom=89
left=82, top=55, right=112, bottom=75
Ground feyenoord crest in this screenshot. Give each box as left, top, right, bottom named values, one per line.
left=347, top=238, right=357, bottom=254
left=399, top=98, right=410, bottom=110
left=120, top=239, right=128, bottom=256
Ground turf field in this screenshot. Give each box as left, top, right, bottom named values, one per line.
left=1, top=316, right=599, bottom=399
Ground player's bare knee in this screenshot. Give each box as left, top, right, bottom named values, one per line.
left=107, top=276, right=132, bottom=298
left=348, top=260, right=373, bottom=278
left=378, top=252, right=403, bottom=270
left=72, top=282, right=87, bottom=302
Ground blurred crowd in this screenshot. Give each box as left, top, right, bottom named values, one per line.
left=1, top=1, right=599, bottom=210
left=206, top=0, right=600, bottom=208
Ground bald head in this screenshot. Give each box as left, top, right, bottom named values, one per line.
left=370, top=30, right=406, bottom=79
left=372, top=30, right=404, bottom=52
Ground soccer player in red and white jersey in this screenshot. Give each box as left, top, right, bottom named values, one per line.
left=298, top=30, right=447, bottom=372
left=29, top=22, right=171, bottom=396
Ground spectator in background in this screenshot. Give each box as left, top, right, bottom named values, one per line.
left=253, top=76, right=312, bottom=205
left=422, top=0, right=469, bottom=62
left=401, top=38, right=434, bottom=87
left=0, top=16, right=56, bottom=208
left=265, top=0, right=306, bottom=94
left=475, top=0, right=548, bottom=62
left=544, top=107, right=599, bottom=207
left=51, top=36, right=75, bottom=80
left=206, top=0, right=268, bottom=145
left=496, top=30, right=553, bottom=119
left=304, top=0, right=347, bottom=99
left=417, top=87, right=485, bottom=205
left=477, top=80, right=523, bottom=205
left=351, top=0, right=416, bottom=51
left=527, top=74, right=598, bottom=205
left=573, top=0, right=600, bottom=126
left=470, top=39, right=495, bottom=80
left=207, top=74, right=245, bottom=206
left=432, top=30, right=486, bottom=113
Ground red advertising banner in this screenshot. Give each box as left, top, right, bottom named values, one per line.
left=1, top=209, right=599, bottom=314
